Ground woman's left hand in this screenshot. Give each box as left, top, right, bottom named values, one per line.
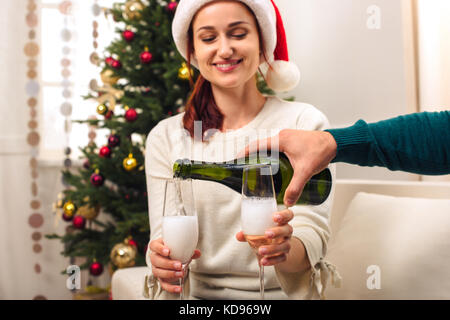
left=236, top=209, right=294, bottom=267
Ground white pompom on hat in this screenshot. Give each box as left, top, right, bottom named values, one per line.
left=172, top=0, right=300, bottom=92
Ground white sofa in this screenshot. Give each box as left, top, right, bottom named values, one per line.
left=112, top=179, right=450, bottom=300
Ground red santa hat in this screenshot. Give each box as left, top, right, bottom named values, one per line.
left=172, top=0, right=300, bottom=92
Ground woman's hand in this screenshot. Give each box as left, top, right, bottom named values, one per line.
left=236, top=209, right=294, bottom=267
left=149, top=238, right=201, bottom=294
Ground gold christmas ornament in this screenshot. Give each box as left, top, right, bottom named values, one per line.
left=124, top=0, right=144, bottom=20
left=178, top=62, right=193, bottom=80
left=63, top=201, right=77, bottom=216
left=122, top=153, right=137, bottom=171
left=77, top=205, right=100, bottom=221
left=110, top=242, right=137, bottom=268
left=100, top=69, right=120, bottom=86
left=96, top=104, right=108, bottom=115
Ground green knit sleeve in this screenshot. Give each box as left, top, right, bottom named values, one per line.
left=325, top=111, right=450, bottom=175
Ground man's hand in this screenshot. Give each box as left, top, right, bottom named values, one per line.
left=238, top=129, right=337, bottom=206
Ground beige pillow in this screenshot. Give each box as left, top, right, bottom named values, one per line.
left=325, top=192, right=450, bottom=300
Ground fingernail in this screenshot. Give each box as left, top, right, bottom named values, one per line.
left=175, top=271, right=183, bottom=277
left=259, top=248, right=267, bottom=255
left=173, top=262, right=181, bottom=269
left=175, top=287, right=181, bottom=293
left=265, top=231, right=275, bottom=238
left=286, top=199, right=295, bottom=206
left=261, top=258, right=269, bottom=266
left=274, top=214, right=282, bottom=222
left=163, top=248, right=169, bottom=256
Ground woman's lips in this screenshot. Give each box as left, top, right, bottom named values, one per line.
left=213, top=59, right=243, bottom=72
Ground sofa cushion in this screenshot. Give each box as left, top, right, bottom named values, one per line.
left=324, top=192, right=450, bottom=300
left=111, top=266, right=151, bottom=300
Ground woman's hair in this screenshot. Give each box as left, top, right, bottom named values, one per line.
left=182, top=4, right=269, bottom=139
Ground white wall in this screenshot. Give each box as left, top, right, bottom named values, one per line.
left=277, top=0, right=419, bottom=181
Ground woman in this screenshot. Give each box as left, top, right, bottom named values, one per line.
left=145, top=0, right=340, bottom=299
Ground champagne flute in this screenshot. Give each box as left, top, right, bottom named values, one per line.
left=241, top=164, right=277, bottom=300
left=162, top=179, right=198, bottom=300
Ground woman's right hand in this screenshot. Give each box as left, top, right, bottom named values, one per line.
left=149, top=238, right=201, bottom=294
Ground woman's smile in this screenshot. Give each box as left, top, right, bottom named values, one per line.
left=213, top=58, right=244, bottom=72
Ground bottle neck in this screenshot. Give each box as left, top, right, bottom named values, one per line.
left=173, top=159, right=245, bottom=180
left=173, top=153, right=280, bottom=177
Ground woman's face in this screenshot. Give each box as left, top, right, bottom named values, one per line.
left=191, top=1, right=263, bottom=90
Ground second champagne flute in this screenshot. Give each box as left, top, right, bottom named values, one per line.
left=162, top=179, right=198, bottom=300
left=241, top=164, right=277, bottom=300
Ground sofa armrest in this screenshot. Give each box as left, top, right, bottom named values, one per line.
left=111, top=266, right=151, bottom=300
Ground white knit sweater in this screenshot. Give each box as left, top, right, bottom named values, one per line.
left=144, top=96, right=339, bottom=299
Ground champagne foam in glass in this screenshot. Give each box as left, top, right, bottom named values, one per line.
left=241, top=197, right=277, bottom=235
left=241, top=164, right=277, bottom=300
left=163, top=215, right=198, bottom=264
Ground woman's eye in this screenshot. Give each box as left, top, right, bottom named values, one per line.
left=202, top=37, right=215, bottom=42
left=232, top=33, right=247, bottom=39
left=200, top=31, right=247, bottom=42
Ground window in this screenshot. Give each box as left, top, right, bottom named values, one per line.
left=39, top=0, right=116, bottom=161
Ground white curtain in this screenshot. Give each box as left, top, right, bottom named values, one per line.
left=0, top=0, right=72, bottom=300
left=416, top=0, right=450, bottom=181
left=417, top=0, right=450, bottom=112
left=0, top=0, right=113, bottom=299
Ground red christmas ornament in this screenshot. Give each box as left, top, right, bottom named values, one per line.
left=89, top=261, right=104, bottom=276
left=83, top=159, right=90, bottom=170
left=128, top=239, right=138, bottom=248
left=72, top=215, right=86, bottom=229
left=111, top=59, right=122, bottom=69
left=105, top=57, right=114, bottom=66
left=125, top=108, right=138, bottom=122
left=123, top=30, right=135, bottom=42
left=62, top=212, right=74, bottom=222
left=140, top=51, right=153, bottom=64
left=167, top=1, right=178, bottom=12
left=99, top=146, right=112, bottom=158
left=90, top=172, right=104, bottom=187
left=108, top=134, right=120, bottom=148
left=105, top=110, right=114, bottom=119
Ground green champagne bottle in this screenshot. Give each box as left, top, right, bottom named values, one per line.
left=173, top=153, right=332, bottom=205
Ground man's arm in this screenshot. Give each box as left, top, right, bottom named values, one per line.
left=327, top=111, right=450, bottom=175
left=240, top=111, right=450, bottom=206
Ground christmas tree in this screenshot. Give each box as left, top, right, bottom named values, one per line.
left=47, top=0, right=273, bottom=285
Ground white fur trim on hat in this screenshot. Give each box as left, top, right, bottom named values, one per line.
left=266, top=60, right=300, bottom=92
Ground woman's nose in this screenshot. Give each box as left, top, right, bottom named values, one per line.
left=217, top=37, right=233, bottom=58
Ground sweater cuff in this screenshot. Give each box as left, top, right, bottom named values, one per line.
left=324, top=120, right=370, bottom=162
left=275, top=227, right=342, bottom=299
left=274, top=227, right=324, bottom=299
